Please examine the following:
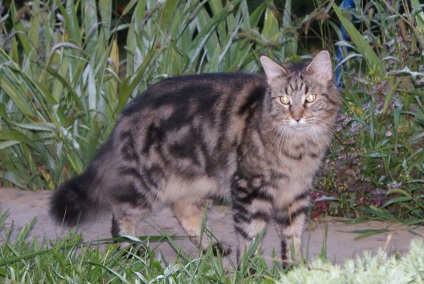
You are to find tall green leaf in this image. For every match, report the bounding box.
[333,4,384,79]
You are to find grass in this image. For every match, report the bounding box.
[1,208,423,283]
[0,210,289,283]
[311,0,424,224]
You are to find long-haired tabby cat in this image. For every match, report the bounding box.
[50,50,341,264]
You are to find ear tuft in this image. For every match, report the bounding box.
[305,50,333,82]
[260,56,286,82]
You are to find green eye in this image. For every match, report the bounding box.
[305,94,316,103]
[279,96,290,105]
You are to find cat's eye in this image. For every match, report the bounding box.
[279,96,290,105]
[305,94,316,103]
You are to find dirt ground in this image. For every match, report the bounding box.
[1,187,423,266]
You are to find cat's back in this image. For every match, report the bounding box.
[106,72,267,180]
[120,73,267,120]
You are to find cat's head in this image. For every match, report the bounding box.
[260,51,341,135]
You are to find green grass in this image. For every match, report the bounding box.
[312,0,424,224]
[1,208,423,283]
[0,210,288,283]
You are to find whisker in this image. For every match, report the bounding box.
[260,113,289,137]
[260,121,283,137]
[313,119,342,143]
[273,124,288,154]
[313,117,339,126]
[310,124,336,157]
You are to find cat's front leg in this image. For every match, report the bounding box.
[232,210,270,262]
[273,195,309,266]
[231,174,273,262]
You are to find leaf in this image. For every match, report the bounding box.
[403,219,424,226]
[0,131,32,144]
[83,0,98,56]
[195,2,220,62]
[262,4,279,41]
[28,0,40,49]
[415,119,424,129]
[161,0,180,31]
[361,206,398,222]
[64,0,82,45]
[332,4,384,79]
[0,140,20,151]
[315,196,339,202]
[85,64,97,111]
[386,189,411,196]
[118,48,155,112]
[0,76,33,117]
[99,0,112,38]
[249,3,266,28]
[319,221,328,261]
[411,0,424,29]
[11,122,56,132]
[187,0,241,69]
[350,229,390,240]
[132,0,147,28]
[381,196,413,208]
[10,2,32,56]
[122,0,140,16]
[2,171,29,190]
[338,217,376,225]
[109,38,119,75]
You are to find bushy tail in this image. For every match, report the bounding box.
[50,165,102,226]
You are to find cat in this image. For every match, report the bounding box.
[50,50,341,264]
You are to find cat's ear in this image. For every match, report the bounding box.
[305,50,333,82]
[260,56,286,82]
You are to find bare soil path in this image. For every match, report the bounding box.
[1,187,423,265]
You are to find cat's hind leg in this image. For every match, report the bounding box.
[172,197,231,256]
[110,192,153,251]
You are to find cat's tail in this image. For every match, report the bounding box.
[49,163,104,226]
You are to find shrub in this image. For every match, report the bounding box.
[277,239,424,284]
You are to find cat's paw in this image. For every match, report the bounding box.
[209,241,232,256]
[117,242,147,258]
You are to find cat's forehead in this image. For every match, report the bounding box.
[282,61,308,72]
[271,73,327,97]
[276,62,329,94]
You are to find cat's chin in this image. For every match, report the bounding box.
[289,123,310,131]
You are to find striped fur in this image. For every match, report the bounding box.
[50,51,341,263]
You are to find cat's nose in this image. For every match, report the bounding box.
[293,116,302,122]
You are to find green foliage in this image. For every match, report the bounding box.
[1,0,424,281]
[0,0,298,189]
[277,239,424,284]
[1,209,423,282]
[0,211,284,282]
[314,0,424,224]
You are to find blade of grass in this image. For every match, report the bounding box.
[333,4,384,79]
